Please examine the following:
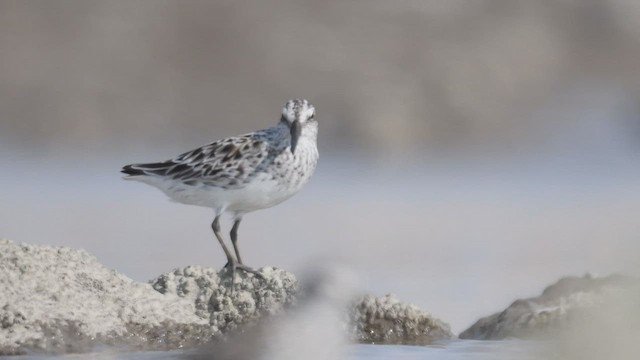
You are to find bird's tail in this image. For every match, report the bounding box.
[121,164,146,177]
[121,161,174,178]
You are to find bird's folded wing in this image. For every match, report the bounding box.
[122,134,273,188]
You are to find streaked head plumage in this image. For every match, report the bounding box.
[281,99,315,124]
[279,99,315,154]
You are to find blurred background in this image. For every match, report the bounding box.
[1,0,639,333]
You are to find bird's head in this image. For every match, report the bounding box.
[280,99,316,154]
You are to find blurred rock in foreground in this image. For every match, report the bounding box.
[0,239,452,355]
[459,273,639,340]
[183,264,357,360]
[350,294,453,345]
[181,269,454,360]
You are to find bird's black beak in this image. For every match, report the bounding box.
[290,120,301,154]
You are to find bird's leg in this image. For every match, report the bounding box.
[211,215,237,284]
[212,216,240,290]
[212,216,236,265]
[229,217,264,279]
[230,218,243,264]
[212,217,263,292]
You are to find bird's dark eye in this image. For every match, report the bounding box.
[309,113,315,120]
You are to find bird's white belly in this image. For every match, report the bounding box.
[210,177,298,213]
[147,174,300,214]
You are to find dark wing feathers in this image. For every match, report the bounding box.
[121,135,270,187]
[121,164,146,176]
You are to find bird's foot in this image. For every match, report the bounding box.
[224,261,264,277]
[223,261,265,293]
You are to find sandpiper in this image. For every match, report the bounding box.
[122,99,319,288]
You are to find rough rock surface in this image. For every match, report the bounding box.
[150,265,298,335]
[459,273,638,340]
[350,294,454,345]
[0,239,297,355]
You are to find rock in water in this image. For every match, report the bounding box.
[350,294,454,345]
[0,239,297,355]
[459,273,639,340]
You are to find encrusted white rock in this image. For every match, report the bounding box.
[0,239,297,355]
[349,293,454,344]
[151,264,298,333]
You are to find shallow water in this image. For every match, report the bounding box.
[350,341,547,360]
[10,340,548,360]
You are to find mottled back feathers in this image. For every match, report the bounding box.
[122,131,282,190]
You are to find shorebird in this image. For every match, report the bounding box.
[122,99,319,288]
